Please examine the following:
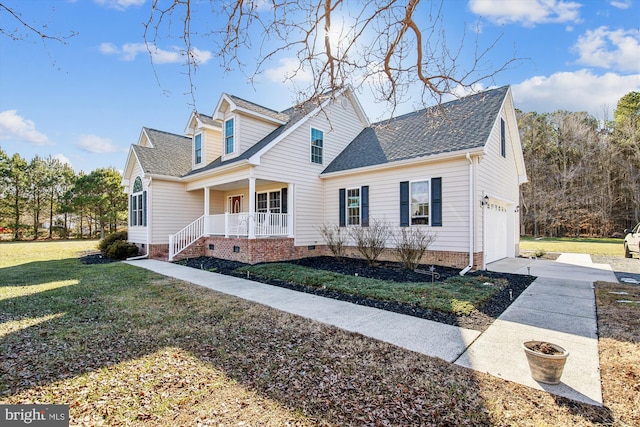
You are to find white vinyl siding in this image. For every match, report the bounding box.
[221,112,280,161]
[323,159,470,253]
[253,93,366,246]
[476,102,521,259]
[150,181,203,244]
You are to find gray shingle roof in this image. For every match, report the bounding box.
[181,94,331,177]
[197,113,221,128]
[228,95,290,122]
[322,86,509,174]
[133,128,192,177]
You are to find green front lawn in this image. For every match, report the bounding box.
[520,236,624,256]
[238,263,506,315]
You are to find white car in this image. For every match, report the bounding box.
[624,222,640,259]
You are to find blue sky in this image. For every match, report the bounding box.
[1,0,639,173]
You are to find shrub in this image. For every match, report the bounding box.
[394,227,436,270]
[105,240,139,260]
[349,219,391,266]
[318,223,347,259]
[98,231,128,252]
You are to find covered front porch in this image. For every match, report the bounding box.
[169,177,294,261]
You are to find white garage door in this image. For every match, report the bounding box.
[485,202,509,263]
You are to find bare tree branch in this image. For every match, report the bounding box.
[143,0,521,115]
[0,2,76,43]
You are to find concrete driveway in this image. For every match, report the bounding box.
[455,254,617,406]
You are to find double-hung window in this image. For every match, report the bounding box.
[410,180,430,225]
[130,177,146,227]
[256,191,281,213]
[225,118,235,154]
[500,118,506,158]
[400,178,441,227]
[347,188,360,225]
[311,128,323,164]
[194,133,202,164]
[269,191,281,213]
[256,193,268,213]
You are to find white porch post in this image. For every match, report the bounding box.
[224,212,229,238]
[287,183,294,238]
[248,177,256,239]
[203,187,210,235]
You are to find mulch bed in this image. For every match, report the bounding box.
[175,256,536,331]
[79,253,119,264]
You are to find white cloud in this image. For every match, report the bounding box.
[513,70,640,119]
[0,110,51,146]
[190,47,213,65]
[99,42,212,65]
[573,26,640,73]
[53,153,72,167]
[94,0,145,11]
[610,0,632,9]
[468,0,582,27]
[265,57,314,84]
[77,134,122,154]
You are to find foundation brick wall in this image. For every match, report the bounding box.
[149,244,170,259]
[202,237,300,264]
[151,237,484,270]
[340,247,483,270]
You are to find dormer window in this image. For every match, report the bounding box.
[194,133,202,164]
[225,118,235,154]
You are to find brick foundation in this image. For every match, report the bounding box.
[339,247,483,270]
[151,238,483,270]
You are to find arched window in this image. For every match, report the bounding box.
[133,176,143,193]
[130,176,146,227]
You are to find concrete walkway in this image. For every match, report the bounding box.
[124,254,617,406]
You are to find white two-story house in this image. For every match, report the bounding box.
[121,85,526,270]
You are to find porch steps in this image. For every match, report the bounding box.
[168,215,205,261]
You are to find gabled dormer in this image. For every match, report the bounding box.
[184,112,222,170]
[212,94,289,161]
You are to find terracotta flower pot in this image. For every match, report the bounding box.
[522,340,569,385]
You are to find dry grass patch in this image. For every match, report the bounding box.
[595,281,640,427]
[1,241,638,426]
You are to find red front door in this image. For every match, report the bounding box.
[229,196,242,213]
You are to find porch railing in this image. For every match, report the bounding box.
[168,212,290,260]
[168,215,205,261]
[206,212,289,237]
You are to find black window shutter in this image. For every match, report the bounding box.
[500,118,506,157]
[281,187,288,214]
[400,181,409,227]
[130,195,134,226]
[143,191,148,227]
[339,188,346,227]
[431,178,442,227]
[361,185,369,227]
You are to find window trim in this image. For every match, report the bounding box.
[410,179,430,226]
[224,117,235,155]
[130,189,145,227]
[194,133,203,164]
[310,127,324,164]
